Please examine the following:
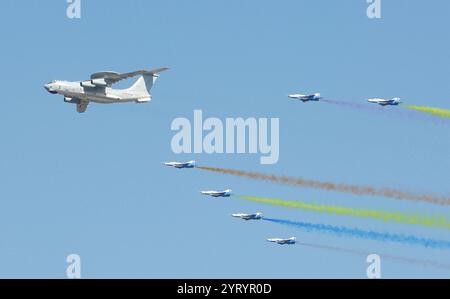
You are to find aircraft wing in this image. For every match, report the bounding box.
[90,68,169,86]
[232,214,244,218]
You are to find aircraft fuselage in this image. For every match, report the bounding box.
[44,81,151,104]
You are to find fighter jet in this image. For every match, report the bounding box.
[267,237,297,245]
[231,213,263,221]
[367,97,402,106]
[163,160,196,169]
[200,189,233,198]
[44,68,169,113]
[288,93,322,102]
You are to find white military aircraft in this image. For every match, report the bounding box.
[200,189,233,198]
[288,93,322,102]
[44,68,169,113]
[231,213,263,221]
[367,97,402,106]
[163,160,196,169]
[267,237,297,245]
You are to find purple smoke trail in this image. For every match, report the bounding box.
[322,99,373,111]
[298,242,450,271]
[322,98,449,125]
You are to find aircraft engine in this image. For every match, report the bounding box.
[91,78,108,87]
[136,97,151,103]
[80,81,96,88]
[64,97,80,104]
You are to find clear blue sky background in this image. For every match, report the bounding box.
[0,0,449,278]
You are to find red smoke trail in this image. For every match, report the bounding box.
[197,167,450,205]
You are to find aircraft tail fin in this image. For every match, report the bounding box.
[126,68,168,95]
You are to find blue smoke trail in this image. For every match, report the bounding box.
[263,218,450,249]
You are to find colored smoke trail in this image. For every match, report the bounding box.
[322,99,449,124]
[322,99,373,111]
[298,242,450,271]
[197,167,450,206]
[263,218,450,249]
[401,105,450,119]
[239,196,450,230]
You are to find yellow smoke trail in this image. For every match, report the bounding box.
[239,195,450,230]
[197,166,450,206]
[401,104,450,119]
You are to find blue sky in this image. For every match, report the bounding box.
[0,0,449,278]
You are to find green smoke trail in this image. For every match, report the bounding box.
[239,196,450,230]
[401,105,450,119]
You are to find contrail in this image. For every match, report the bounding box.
[197,166,450,206]
[401,104,450,119]
[263,217,450,249]
[297,241,450,271]
[239,196,450,230]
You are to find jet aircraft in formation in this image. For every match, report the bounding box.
[288,93,322,102]
[163,160,196,169]
[200,189,233,198]
[367,97,402,106]
[231,213,263,221]
[267,237,297,245]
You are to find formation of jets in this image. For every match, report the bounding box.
[156,93,403,248]
[200,189,233,198]
[44,68,168,113]
[163,162,294,244]
[162,162,232,197]
[288,92,403,106]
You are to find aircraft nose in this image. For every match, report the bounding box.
[44,83,57,94]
